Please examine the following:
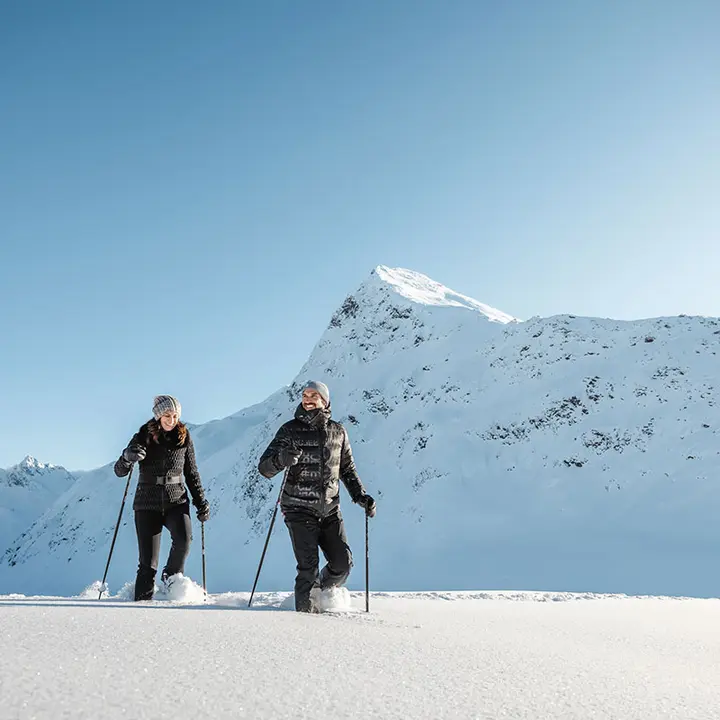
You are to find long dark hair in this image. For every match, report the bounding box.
[147,418,187,446]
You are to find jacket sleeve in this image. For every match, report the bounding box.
[113,428,146,478]
[258,424,292,479]
[183,432,206,509]
[339,426,365,503]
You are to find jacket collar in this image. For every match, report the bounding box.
[294,403,331,428]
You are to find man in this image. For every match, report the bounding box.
[258,380,376,612]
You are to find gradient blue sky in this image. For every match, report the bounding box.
[2,1,719,469]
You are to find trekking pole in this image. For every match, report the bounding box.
[98,466,134,599]
[365,511,370,613]
[201,522,207,598]
[248,467,290,608]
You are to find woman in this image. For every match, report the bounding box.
[114,395,210,601]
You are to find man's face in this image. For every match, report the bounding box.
[302,388,326,411]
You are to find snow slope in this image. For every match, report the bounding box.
[1,592,719,720]
[1,266,719,598]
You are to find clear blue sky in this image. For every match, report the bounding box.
[1,1,718,470]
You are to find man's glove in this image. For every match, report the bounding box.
[122,445,146,463]
[277,446,302,468]
[196,501,210,523]
[358,494,376,518]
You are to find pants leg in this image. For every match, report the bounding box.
[134,510,164,601]
[162,502,193,579]
[284,511,320,612]
[318,511,353,589]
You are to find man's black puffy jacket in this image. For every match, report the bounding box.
[258,404,365,517]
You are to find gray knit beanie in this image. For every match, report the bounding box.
[302,381,330,407]
[153,395,182,420]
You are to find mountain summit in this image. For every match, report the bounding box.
[370,265,516,320]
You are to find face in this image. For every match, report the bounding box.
[301,388,326,411]
[160,411,179,431]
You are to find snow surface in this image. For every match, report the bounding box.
[1,591,719,719]
[1,266,720,598]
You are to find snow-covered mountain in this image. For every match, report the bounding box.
[2,265,719,597]
[0,456,77,557]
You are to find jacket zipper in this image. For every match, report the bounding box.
[161,447,167,515]
[319,426,326,517]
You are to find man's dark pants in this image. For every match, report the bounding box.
[284,508,353,612]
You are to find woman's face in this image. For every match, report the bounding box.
[160,411,179,431]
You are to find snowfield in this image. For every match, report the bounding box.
[2,590,719,719]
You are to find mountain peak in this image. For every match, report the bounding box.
[19,455,46,470]
[370,265,517,323]
[306,266,518,374]
[8,456,57,474]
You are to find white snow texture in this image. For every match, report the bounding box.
[2,591,720,719]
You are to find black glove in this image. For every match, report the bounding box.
[358,494,376,518]
[122,445,146,463]
[277,446,302,468]
[196,501,210,523]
